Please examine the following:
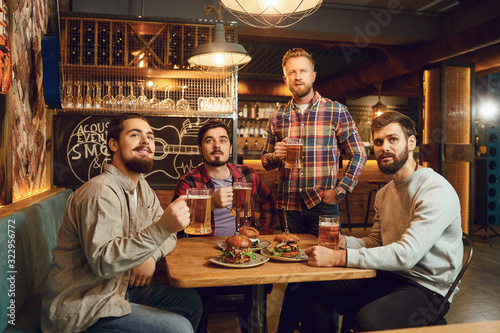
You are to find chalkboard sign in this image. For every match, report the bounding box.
[53,115,233,189]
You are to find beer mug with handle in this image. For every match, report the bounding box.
[183,188,212,235]
[285,138,303,169]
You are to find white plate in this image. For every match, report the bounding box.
[260,248,308,262]
[218,240,271,252]
[209,253,269,268]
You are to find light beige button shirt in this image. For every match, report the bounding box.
[41,164,176,333]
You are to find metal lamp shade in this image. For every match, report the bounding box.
[188,22,251,74]
[221,0,323,28]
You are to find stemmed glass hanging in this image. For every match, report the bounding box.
[75,82,84,108]
[159,86,175,110]
[125,82,137,109]
[115,82,126,108]
[94,82,103,109]
[177,85,189,111]
[137,82,150,109]
[84,82,93,109]
[150,85,160,109]
[103,81,116,109]
[63,81,74,108]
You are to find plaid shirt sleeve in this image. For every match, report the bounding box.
[336,104,367,192]
[172,176,191,201]
[261,111,284,171]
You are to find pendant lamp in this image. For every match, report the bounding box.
[372,82,387,119]
[221,0,323,28]
[188,1,251,75]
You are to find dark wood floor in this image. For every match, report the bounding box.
[206,225,500,332]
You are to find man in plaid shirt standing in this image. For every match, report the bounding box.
[173,119,275,236]
[262,48,367,236]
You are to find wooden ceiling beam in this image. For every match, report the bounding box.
[317,16,500,98]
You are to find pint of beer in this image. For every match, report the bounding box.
[231,182,253,218]
[318,215,340,250]
[184,188,212,235]
[285,138,303,169]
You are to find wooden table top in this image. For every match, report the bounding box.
[165,234,376,288]
[371,320,500,333]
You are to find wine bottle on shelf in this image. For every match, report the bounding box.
[113,27,124,66]
[169,30,181,69]
[69,48,79,65]
[83,27,95,65]
[97,25,109,66]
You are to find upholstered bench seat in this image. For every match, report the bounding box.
[0,189,73,332]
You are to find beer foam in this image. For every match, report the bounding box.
[187,195,211,199]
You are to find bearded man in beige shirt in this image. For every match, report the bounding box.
[41,113,202,333]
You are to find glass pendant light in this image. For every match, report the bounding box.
[221,0,323,28]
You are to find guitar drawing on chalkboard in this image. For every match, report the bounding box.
[66,117,216,184]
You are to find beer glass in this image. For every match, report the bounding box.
[231,182,253,231]
[318,215,340,249]
[285,138,303,169]
[184,189,212,235]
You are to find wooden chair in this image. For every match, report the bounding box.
[429,232,474,325]
[363,180,387,229]
[338,232,474,332]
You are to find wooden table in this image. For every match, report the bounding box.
[372,320,500,333]
[165,234,376,333]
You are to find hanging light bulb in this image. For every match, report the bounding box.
[372,82,387,119]
[221,0,323,28]
[188,1,251,75]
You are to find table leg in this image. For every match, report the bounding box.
[250,284,267,333]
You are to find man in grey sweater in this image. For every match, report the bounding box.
[277,111,463,332]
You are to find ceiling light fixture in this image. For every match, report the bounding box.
[188,1,251,75]
[372,82,387,119]
[220,0,323,28]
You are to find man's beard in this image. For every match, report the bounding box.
[377,145,409,175]
[123,146,154,174]
[203,150,229,167]
[124,156,154,174]
[289,80,313,99]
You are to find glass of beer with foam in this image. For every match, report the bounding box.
[285,138,303,169]
[184,188,212,235]
[231,182,253,220]
[318,215,340,250]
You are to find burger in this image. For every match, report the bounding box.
[218,234,256,263]
[271,232,300,258]
[238,226,260,248]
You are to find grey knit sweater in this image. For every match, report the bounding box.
[346,167,463,302]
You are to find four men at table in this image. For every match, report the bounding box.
[43,47,463,333]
